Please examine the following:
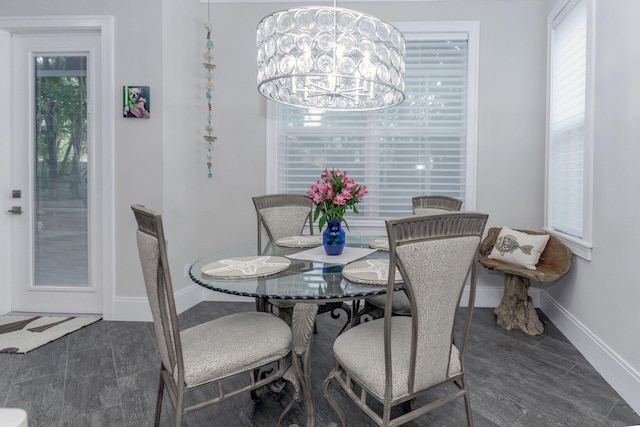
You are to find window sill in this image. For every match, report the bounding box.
[544,228,592,261]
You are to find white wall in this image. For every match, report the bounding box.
[541,0,640,413]
[160,0,212,310]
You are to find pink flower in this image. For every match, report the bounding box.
[357,185,368,199]
[344,180,356,191]
[341,188,353,200]
[333,193,347,205]
[312,192,323,204]
[325,185,333,199]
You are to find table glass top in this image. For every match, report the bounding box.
[189,236,403,301]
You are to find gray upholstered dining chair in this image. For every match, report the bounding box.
[131,204,298,427]
[252,194,314,256]
[252,194,351,332]
[354,195,464,324]
[412,194,463,214]
[252,194,313,325]
[324,212,488,427]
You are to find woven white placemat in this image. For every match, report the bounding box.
[275,235,323,248]
[342,259,401,286]
[201,256,291,279]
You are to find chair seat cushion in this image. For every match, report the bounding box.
[333,317,460,400]
[367,292,411,315]
[180,312,291,387]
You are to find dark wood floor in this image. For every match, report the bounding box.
[1,302,639,427]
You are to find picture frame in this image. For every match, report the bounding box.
[123,85,150,118]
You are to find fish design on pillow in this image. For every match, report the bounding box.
[495,234,533,256]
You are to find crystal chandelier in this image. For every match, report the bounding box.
[256,5,406,111]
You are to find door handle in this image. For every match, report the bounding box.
[7,206,23,214]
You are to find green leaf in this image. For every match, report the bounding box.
[318,216,326,231]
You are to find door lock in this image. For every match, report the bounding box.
[7,206,23,214]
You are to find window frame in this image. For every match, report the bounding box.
[265,21,479,234]
[545,0,594,260]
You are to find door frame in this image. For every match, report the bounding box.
[0,16,115,318]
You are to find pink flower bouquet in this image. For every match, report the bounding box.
[306,169,368,231]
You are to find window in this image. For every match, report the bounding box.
[266,22,479,232]
[546,0,593,259]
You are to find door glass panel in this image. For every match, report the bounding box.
[34,55,88,286]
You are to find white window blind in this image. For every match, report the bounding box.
[549,0,586,239]
[268,29,473,228]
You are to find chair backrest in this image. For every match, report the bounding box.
[384,212,488,395]
[131,204,184,386]
[412,195,463,215]
[252,194,313,253]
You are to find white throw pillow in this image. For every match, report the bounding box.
[488,227,550,270]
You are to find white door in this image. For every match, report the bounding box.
[9,32,102,314]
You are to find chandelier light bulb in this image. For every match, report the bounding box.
[256,6,406,111]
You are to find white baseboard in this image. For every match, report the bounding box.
[109,297,150,321]
[540,291,640,414]
[464,284,505,308]
[108,284,204,322]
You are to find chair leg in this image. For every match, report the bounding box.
[402,398,416,412]
[462,375,474,427]
[350,299,361,327]
[251,368,264,402]
[464,395,474,427]
[277,366,300,427]
[175,381,185,427]
[154,367,165,427]
[251,367,276,402]
[323,369,347,427]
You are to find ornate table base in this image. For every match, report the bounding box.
[291,303,320,427]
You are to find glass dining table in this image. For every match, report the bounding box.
[188,235,401,427]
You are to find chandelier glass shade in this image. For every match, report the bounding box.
[256,6,406,111]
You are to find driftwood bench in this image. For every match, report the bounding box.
[478,228,572,335]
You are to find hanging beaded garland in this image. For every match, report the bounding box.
[204,5,217,179]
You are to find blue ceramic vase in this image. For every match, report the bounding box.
[323,219,346,256]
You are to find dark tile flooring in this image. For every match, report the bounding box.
[1,302,639,427]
